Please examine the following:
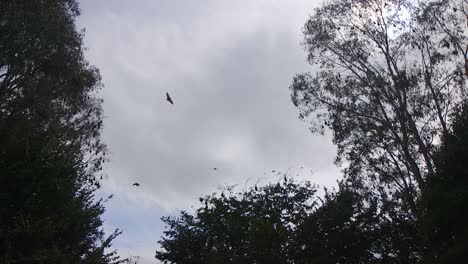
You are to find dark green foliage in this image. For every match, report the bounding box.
[0,0,122,263]
[157,179,318,263]
[156,179,383,264]
[294,188,378,264]
[420,102,468,263]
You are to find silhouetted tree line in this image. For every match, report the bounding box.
[0,0,123,263]
[156,0,468,263]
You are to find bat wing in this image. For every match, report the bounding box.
[166,92,174,104]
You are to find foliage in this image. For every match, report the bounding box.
[0,0,122,263]
[420,101,468,262]
[157,178,318,263]
[294,186,381,264]
[290,0,467,215]
[157,178,387,264]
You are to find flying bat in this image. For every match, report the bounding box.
[166,92,174,105]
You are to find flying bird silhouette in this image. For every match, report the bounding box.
[132,183,140,187]
[166,92,174,104]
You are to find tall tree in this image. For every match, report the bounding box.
[0,0,122,263]
[290,0,467,215]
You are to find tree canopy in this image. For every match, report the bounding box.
[157,179,384,264]
[157,180,317,263]
[291,0,467,215]
[0,0,122,263]
[420,101,468,262]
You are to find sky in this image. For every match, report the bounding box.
[77,0,340,263]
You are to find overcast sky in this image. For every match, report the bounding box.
[77,0,340,263]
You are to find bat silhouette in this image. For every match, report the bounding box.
[166,92,174,104]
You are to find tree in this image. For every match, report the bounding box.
[290,0,467,216]
[294,186,381,264]
[125,256,141,264]
[420,100,468,263]
[0,0,122,263]
[156,177,384,264]
[156,178,318,263]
